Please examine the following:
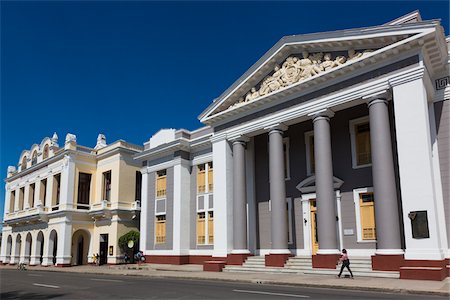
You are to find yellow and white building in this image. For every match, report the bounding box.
[0,133,142,266]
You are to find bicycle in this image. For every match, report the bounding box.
[17,262,27,271]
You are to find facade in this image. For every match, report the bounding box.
[0,133,142,266]
[137,12,450,280]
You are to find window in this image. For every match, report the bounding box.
[197,212,206,244]
[155,215,166,244]
[353,188,376,242]
[135,171,142,201]
[29,183,35,208]
[43,145,49,160]
[10,191,15,213]
[208,211,214,244]
[19,187,25,210]
[21,156,27,171]
[156,170,167,198]
[52,174,61,211]
[350,117,371,168]
[32,151,38,166]
[197,165,206,193]
[77,173,91,209]
[40,179,47,206]
[196,162,214,245]
[305,131,315,175]
[208,162,213,192]
[103,171,112,201]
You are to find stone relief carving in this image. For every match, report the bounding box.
[65,133,77,144]
[228,49,374,110]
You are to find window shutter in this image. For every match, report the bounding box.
[360,193,376,240]
[208,212,214,244]
[197,213,206,244]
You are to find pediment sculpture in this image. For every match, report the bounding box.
[228,49,373,110]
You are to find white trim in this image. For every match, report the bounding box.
[336,190,343,251]
[317,249,341,255]
[269,249,292,254]
[375,249,405,255]
[287,197,293,245]
[304,131,314,176]
[191,154,212,166]
[345,249,376,258]
[231,249,251,254]
[349,116,371,169]
[154,198,166,216]
[353,187,376,243]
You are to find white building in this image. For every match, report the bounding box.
[136,11,450,280]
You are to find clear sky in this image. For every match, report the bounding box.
[1,1,449,220]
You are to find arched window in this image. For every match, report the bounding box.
[32,151,38,165]
[43,145,49,160]
[21,156,27,171]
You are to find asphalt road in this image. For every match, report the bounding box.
[0,269,446,300]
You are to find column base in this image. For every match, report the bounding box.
[312,254,340,269]
[399,259,449,281]
[265,253,291,267]
[371,254,404,271]
[227,253,253,265]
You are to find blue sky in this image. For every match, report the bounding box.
[1,1,449,220]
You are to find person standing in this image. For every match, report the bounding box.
[337,249,354,278]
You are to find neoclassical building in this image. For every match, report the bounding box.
[137,11,449,280]
[0,133,142,266]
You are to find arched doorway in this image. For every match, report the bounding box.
[71,230,90,265]
[15,234,22,263]
[6,235,12,263]
[48,230,58,265]
[25,233,32,263]
[36,231,44,264]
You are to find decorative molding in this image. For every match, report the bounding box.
[435,76,449,90]
[228,50,375,112]
[264,123,288,132]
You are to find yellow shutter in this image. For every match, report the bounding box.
[197,213,205,244]
[197,168,206,193]
[156,216,166,243]
[360,193,376,240]
[356,123,371,165]
[208,211,214,244]
[156,175,167,198]
[208,163,213,192]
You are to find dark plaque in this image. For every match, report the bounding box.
[408,210,429,239]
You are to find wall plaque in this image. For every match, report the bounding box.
[408,210,430,239]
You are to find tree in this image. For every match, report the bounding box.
[118,230,140,263]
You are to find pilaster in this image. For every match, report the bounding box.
[172,158,191,256]
[140,169,149,253]
[59,154,76,210]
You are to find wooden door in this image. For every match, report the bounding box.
[310,200,319,255]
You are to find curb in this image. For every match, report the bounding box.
[2,266,449,297]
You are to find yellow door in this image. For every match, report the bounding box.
[310,200,319,255]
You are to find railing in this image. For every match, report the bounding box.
[4,205,47,220]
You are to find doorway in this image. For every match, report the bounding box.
[77,237,84,265]
[99,234,108,265]
[310,200,319,255]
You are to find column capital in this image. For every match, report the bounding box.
[230,135,250,145]
[367,98,389,108]
[264,123,288,133]
[362,89,391,103]
[309,109,334,122]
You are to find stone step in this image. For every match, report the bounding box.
[224,266,399,279]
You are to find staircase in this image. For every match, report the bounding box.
[224,256,399,278]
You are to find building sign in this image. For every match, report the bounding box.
[408,210,430,239]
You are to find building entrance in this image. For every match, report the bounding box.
[310,200,319,255]
[99,234,108,265]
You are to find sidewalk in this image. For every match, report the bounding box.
[1,264,449,297]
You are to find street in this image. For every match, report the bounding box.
[0,269,446,299]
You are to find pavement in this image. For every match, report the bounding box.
[1,263,449,297]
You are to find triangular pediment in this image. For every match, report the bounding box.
[199,16,442,125]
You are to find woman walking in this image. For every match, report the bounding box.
[337,249,354,278]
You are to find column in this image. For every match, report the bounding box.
[172,157,191,258]
[56,220,72,266]
[34,179,41,208]
[139,169,149,254]
[59,155,76,210]
[45,175,54,209]
[24,185,30,210]
[368,98,402,255]
[212,137,233,258]
[313,113,340,268]
[3,190,11,220]
[0,231,9,263]
[391,78,447,261]
[266,124,290,267]
[229,139,251,265]
[14,188,20,212]
[29,233,40,266]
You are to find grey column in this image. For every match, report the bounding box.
[233,140,248,251]
[313,115,339,251]
[368,99,402,250]
[268,128,288,250]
